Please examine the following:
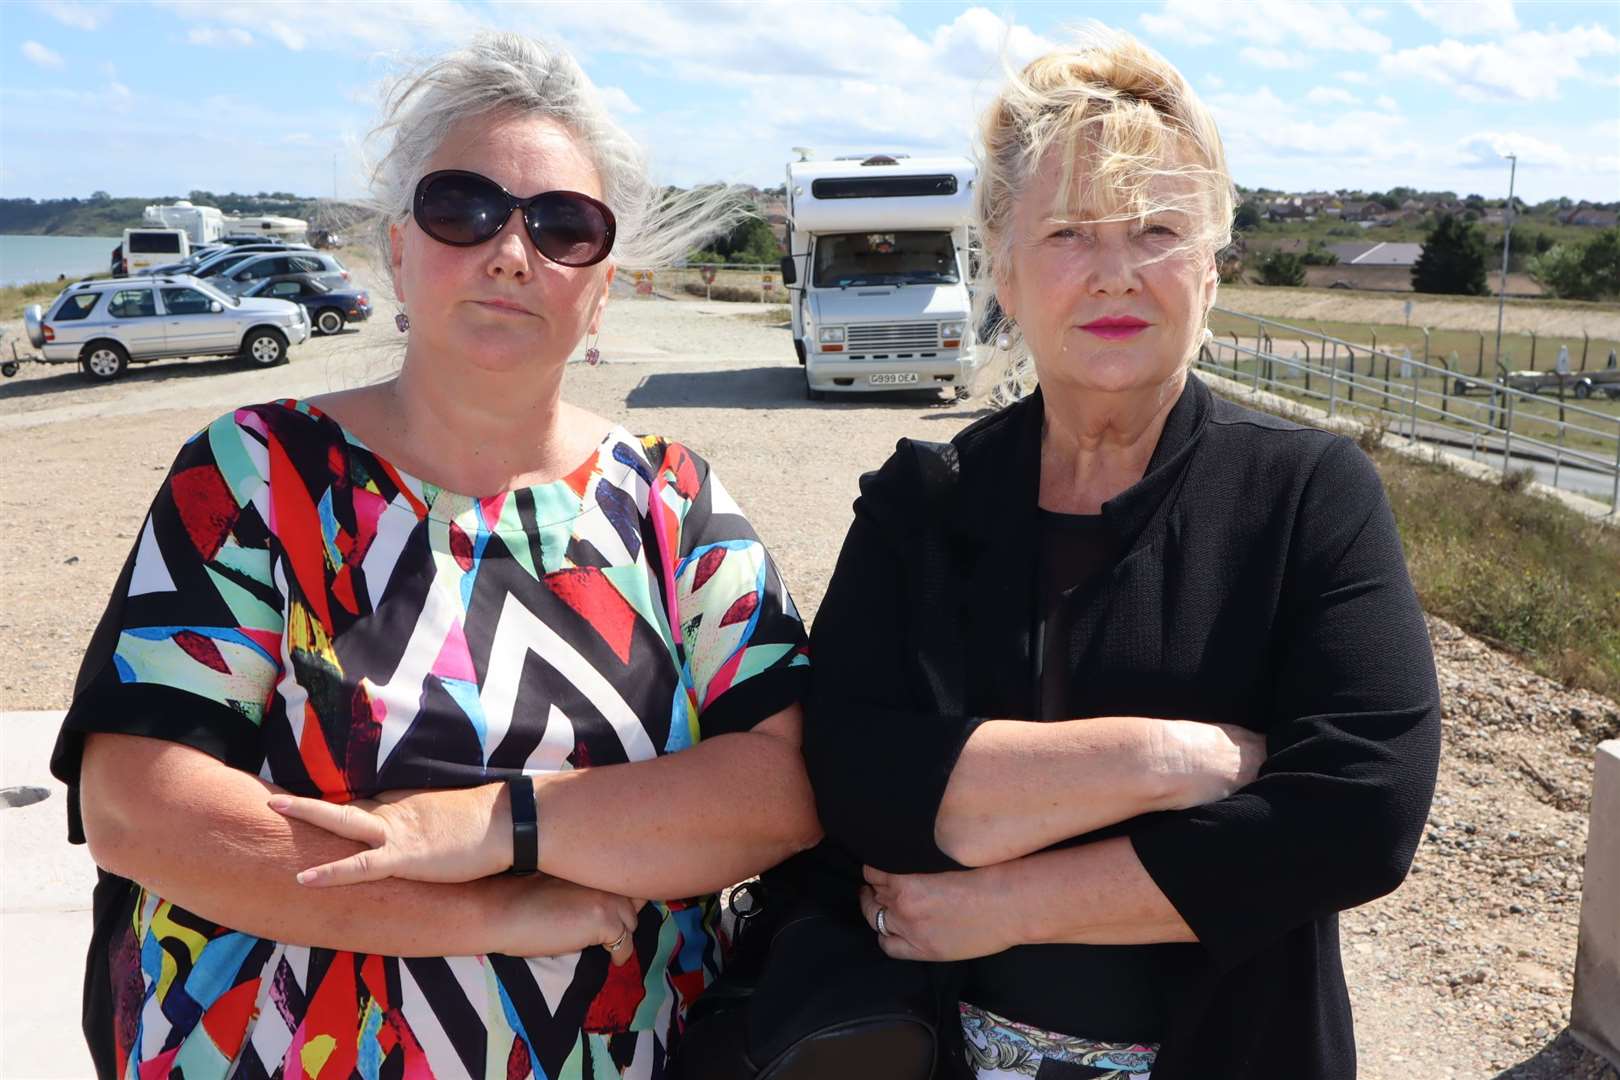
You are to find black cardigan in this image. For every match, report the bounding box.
[801,375,1441,1080]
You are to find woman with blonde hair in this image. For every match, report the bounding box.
[53,32,818,1079]
[805,28,1440,1079]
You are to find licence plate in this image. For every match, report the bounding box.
[869,372,919,386]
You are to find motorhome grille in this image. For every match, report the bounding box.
[811,175,958,199]
[848,323,939,351]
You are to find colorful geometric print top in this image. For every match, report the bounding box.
[53,400,810,1080]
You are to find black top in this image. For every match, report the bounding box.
[959,509,1173,1043]
[1034,509,1114,721]
[802,375,1442,1080]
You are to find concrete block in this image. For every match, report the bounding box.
[1573,739,1620,1067]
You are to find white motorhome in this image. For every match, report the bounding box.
[120,228,189,274]
[143,201,227,245]
[782,154,975,400]
[223,214,310,243]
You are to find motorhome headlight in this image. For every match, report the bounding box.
[939,322,965,340]
[818,327,845,344]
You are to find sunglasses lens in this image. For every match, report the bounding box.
[526,192,613,266]
[418,173,508,245]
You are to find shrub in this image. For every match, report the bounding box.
[1255,251,1306,287]
[1412,214,1488,296]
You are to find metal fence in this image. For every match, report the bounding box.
[1198,307,1620,516]
[620,263,787,303]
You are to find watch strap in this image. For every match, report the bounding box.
[508,776,538,876]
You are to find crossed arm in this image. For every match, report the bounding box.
[79,705,820,959]
[807,441,1440,966]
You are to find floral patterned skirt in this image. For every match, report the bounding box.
[960,1002,1158,1079]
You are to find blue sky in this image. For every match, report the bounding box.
[3,0,1617,205]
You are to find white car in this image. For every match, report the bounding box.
[23,275,309,381]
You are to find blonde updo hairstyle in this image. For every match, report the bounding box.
[973,28,1235,403]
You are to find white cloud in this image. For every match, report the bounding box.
[1381,24,1619,102]
[155,0,487,53]
[37,1,104,30]
[1409,0,1518,36]
[597,86,641,116]
[1454,131,1572,169]
[1205,74,1226,91]
[1206,85,1424,171]
[1337,71,1373,85]
[21,40,64,68]
[187,26,255,47]
[1358,5,1390,20]
[1307,86,1360,106]
[1139,0,1390,54]
[1374,94,1400,112]
[1240,46,1307,70]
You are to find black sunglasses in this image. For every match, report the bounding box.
[412,169,617,267]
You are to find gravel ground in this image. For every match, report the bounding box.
[1,263,1615,1080]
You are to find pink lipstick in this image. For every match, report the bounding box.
[1080,316,1149,340]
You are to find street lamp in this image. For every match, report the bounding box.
[1493,152,1517,373]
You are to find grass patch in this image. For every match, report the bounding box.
[0,278,72,323]
[1379,446,1620,699]
[1209,383,1620,700]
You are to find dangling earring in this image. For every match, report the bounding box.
[584,330,601,366]
[395,311,410,333]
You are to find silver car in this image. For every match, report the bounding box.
[23,274,310,381]
[213,251,350,296]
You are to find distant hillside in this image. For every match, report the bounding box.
[0,192,335,236]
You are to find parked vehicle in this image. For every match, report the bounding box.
[214,251,350,295]
[21,275,309,381]
[143,201,227,245]
[782,154,976,400]
[121,227,190,275]
[243,275,371,334]
[1452,368,1620,400]
[141,241,307,277]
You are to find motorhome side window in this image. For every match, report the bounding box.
[812,230,960,288]
[128,232,183,255]
[52,293,101,321]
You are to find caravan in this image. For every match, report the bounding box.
[781,154,976,400]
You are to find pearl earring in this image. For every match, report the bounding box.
[995,330,1012,350]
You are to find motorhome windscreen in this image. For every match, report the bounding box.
[812,231,959,288]
[810,175,957,199]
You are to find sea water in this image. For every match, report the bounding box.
[0,234,118,287]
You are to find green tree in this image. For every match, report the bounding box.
[1411,214,1488,295]
[1255,251,1306,286]
[1233,200,1263,232]
[714,215,781,264]
[1529,229,1620,300]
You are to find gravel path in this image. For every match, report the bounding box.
[1,270,1615,1079]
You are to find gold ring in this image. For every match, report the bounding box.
[607,931,629,951]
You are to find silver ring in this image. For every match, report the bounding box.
[606,931,629,952]
[875,906,889,936]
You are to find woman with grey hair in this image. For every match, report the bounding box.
[804,28,1440,1080]
[53,32,817,1079]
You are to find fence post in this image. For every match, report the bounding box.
[1611,421,1619,517]
[1529,329,1538,371]
[1382,353,1392,413]
[1326,345,1339,418]
[1581,331,1590,372]
[1408,364,1420,443]
[1502,393,1517,477]
[1478,333,1485,377]
[1346,347,1356,405]
[1303,340,1312,397]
